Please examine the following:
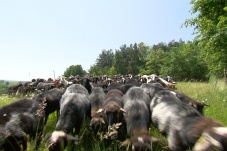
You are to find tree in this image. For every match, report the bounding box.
[137,42,150,74]
[107,65,117,76]
[0,80,8,95]
[160,42,208,81]
[127,43,140,74]
[185,0,227,76]
[152,42,169,52]
[140,49,166,75]
[168,39,185,50]
[92,49,114,75]
[88,65,102,76]
[114,45,129,75]
[63,65,86,77]
[114,43,149,75]
[96,49,114,75]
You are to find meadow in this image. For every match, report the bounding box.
[0,79,226,151]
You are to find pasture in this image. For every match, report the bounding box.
[0,80,226,151]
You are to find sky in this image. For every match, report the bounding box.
[0,0,195,81]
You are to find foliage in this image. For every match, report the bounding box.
[88,64,103,76]
[63,64,87,77]
[185,0,227,75]
[152,39,185,52]
[63,39,211,81]
[90,42,150,76]
[0,80,18,95]
[0,80,9,95]
[107,65,117,76]
[152,42,169,52]
[96,49,114,70]
[136,42,151,73]
[87,40,210,81]
[140,49,166,75]
[114,42,150,75]
[114,49,127,75]
[160,42,208,81]
[140,40,200,78]
[89,49,115,76]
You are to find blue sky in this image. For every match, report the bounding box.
[0,0,195,81]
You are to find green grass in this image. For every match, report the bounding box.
[176,80,227,125]
[0,94,19,106]
[0,80,227,150]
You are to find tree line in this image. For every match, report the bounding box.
[0,80,15,95]
[64,40,208,81]
[64,0,227,82]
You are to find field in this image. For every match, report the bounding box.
[0,80,226,151]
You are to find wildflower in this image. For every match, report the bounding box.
[104,123,122,140]
[36,97,47,117]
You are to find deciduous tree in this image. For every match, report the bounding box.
[160,42,208,81]
[63,65,86,77]
[185,0,227,76]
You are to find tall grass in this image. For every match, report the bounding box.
[0,80,227,150]
[176,80,227,125]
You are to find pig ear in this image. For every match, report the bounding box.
[120,139,130,147]
[193,103,197,108]
[101,118,105,124]
[120,107,127,114]
[96,108,103,113]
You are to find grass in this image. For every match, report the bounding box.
[0,80,227,150]
[176,80,227,125]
